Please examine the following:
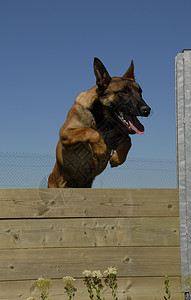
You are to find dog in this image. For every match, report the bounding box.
[48,58,151,188]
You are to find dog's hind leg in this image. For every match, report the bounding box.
[110,137,132,167]
[48,163,68,188]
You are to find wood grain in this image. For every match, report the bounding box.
[0,217,180,249]
[0,247,181,280]
[0,188,179,218]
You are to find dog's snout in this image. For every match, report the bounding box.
[141,105,151,117]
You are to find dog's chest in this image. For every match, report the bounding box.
[97,123,124,150]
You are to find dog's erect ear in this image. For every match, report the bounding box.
[122,60,135,80]
[94,57,111,91]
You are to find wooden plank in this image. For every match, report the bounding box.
[0,188,179,218]
[0,277,184,300]
[0,247,181,280]
[0,217,180,249]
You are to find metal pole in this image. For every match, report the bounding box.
[176,50,191,296]
[185,292,191,300]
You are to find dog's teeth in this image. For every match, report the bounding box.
[116,111,131,130]
[124,119,131,130]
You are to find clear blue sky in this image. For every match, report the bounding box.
[1,0,190,163]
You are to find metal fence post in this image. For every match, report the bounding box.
[176,49,191,294]
[185,292,191,300]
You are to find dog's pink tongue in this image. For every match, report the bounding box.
[128,116,144,135]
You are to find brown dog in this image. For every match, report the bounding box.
[48,58,151,188]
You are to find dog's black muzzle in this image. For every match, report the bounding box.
[140,105,151,117]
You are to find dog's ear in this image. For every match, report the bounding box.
[122,60,134,80]
[94,57,111,91]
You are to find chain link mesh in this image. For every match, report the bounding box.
[0,152,177,188]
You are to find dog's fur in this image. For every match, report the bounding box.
[48,58,151,188]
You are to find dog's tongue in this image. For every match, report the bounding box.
[126,115,144,135]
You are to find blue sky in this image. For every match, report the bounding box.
[1,0,191,169]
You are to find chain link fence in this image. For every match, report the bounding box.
[0,152,177,189]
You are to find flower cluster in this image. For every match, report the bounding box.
[103,267,118,300]
[103,267,117,276]
[63,276,76,284]
[92,270,103,279]
[26,267,118,300]
[83,270,95,299]
[33,277,51,300]
[83,267,117,300]
[83,270,92,277]
[63,276,77,299]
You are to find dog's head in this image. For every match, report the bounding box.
[94,57,151,135]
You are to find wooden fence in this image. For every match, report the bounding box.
[0,188,183,299]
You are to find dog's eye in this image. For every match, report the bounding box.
[118,87,130,94]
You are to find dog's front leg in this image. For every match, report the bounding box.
[110,137,132,167]
[60,127,108,159]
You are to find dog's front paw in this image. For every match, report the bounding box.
[110,151,122,167]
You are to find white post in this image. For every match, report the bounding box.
[176,49,191,294]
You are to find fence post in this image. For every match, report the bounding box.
[185,292,190,300]
[176,50,191,295]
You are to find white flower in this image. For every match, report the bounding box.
[37,277,44,282]
[103,267,117,276]
[33,277,51,289]
[92,270,102,278]
[63,276,76,283]
[26,298,34,300]
[82,269,92,277]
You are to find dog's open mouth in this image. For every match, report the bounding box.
[115,111,144,135]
